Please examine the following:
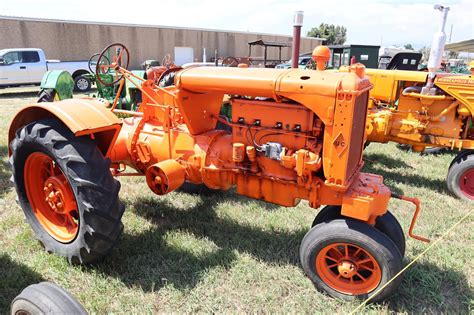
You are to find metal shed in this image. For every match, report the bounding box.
[248,40,292,68]
[328,44,380,69]
[445,39,474,53]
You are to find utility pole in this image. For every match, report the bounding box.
[448,24,453,43]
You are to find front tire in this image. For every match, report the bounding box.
[447,151,474,201]
[11,282,86,315]
[300,219,403,302]
[312,206,406,256]
[10,119,124,264]
[74,75,91,92]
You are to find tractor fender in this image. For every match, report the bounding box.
[9,99,122,158]
[40,70,75,101]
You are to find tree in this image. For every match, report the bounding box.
[419,46,430,63]
[307,23,347,45]
[404,43,414,50]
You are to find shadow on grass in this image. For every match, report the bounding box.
[364,153,413,170]
[92,193,306,292]
[0,145,13,197]
[0,254,45,313]
[363,152,451,195]
[0,91,38,99]
[387,261,472,313]
[90,192,472,312]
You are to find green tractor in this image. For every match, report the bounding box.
[38,51,145,111]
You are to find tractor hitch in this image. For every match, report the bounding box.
[392,193,430,243]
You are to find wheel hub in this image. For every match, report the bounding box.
[76,78,88,90]
[24,152,79,243]
[459,168,474,199]
[316,243,382,295]
[43,176,70,214]
[337,260,357,278]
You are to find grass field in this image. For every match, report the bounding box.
[0,90,472,313]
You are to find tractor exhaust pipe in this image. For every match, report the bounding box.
[291,11,304,69]
[423,4,450,94]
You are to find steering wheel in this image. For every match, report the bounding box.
[88,53,110,74]
[95,43,130,86]
[222,56,239,67]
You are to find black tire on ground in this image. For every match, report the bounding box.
[10,119,124,264]
[449,150,474,169]
[74,75,91,92]
[11,282,87,315]
[447,151,474,201]
[37,89,56,103]
[311,205,343,227]
[300,219,403,302]
[312,206,405,257]
[374,211,406,257]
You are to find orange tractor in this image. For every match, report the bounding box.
[8,43,428,302]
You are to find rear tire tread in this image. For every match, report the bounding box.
[10,119,124,264]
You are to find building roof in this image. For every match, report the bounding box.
[0,15,324,41]
[445,39,474,53]
[248,40,292,47]
[328,44,380,49]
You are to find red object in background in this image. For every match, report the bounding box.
[350,56,356,65]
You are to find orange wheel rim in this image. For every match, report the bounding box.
[316,243,381,295]
[24,152,79,243]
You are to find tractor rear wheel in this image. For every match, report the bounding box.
[37,89,58,103]
[10,119,124,264]
[312,206,406,256]
[447,151,474,201]
[300,218,403,302]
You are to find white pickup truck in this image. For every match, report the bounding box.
[0,48,92,91]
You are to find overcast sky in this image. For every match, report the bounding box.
[2,0,473,48]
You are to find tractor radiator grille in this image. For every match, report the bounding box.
[345,91,369,180]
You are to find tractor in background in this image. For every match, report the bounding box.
[322,4,474,201]
[37,49,146,111]
[360,66,474,201]
[8,42,430,302]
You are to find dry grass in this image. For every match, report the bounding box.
[0,88,472,313]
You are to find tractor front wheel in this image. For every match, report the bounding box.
[10,119,124,264]
[447,151,474,201]
[312,206,406,257]
[300,218,403,302]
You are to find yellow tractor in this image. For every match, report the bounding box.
[361,66,474,201]
[319,4,474,201]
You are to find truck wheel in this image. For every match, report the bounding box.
[447,151,474,201]
[10,119,124,264]
[300,219,403,302]
[37,89,58,103]
[74,75,91,92]
[312,207,405,256]
[11,282,86,315]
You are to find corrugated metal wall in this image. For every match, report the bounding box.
[0,17,322,69]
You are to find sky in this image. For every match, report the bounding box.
[1,0,473,48]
